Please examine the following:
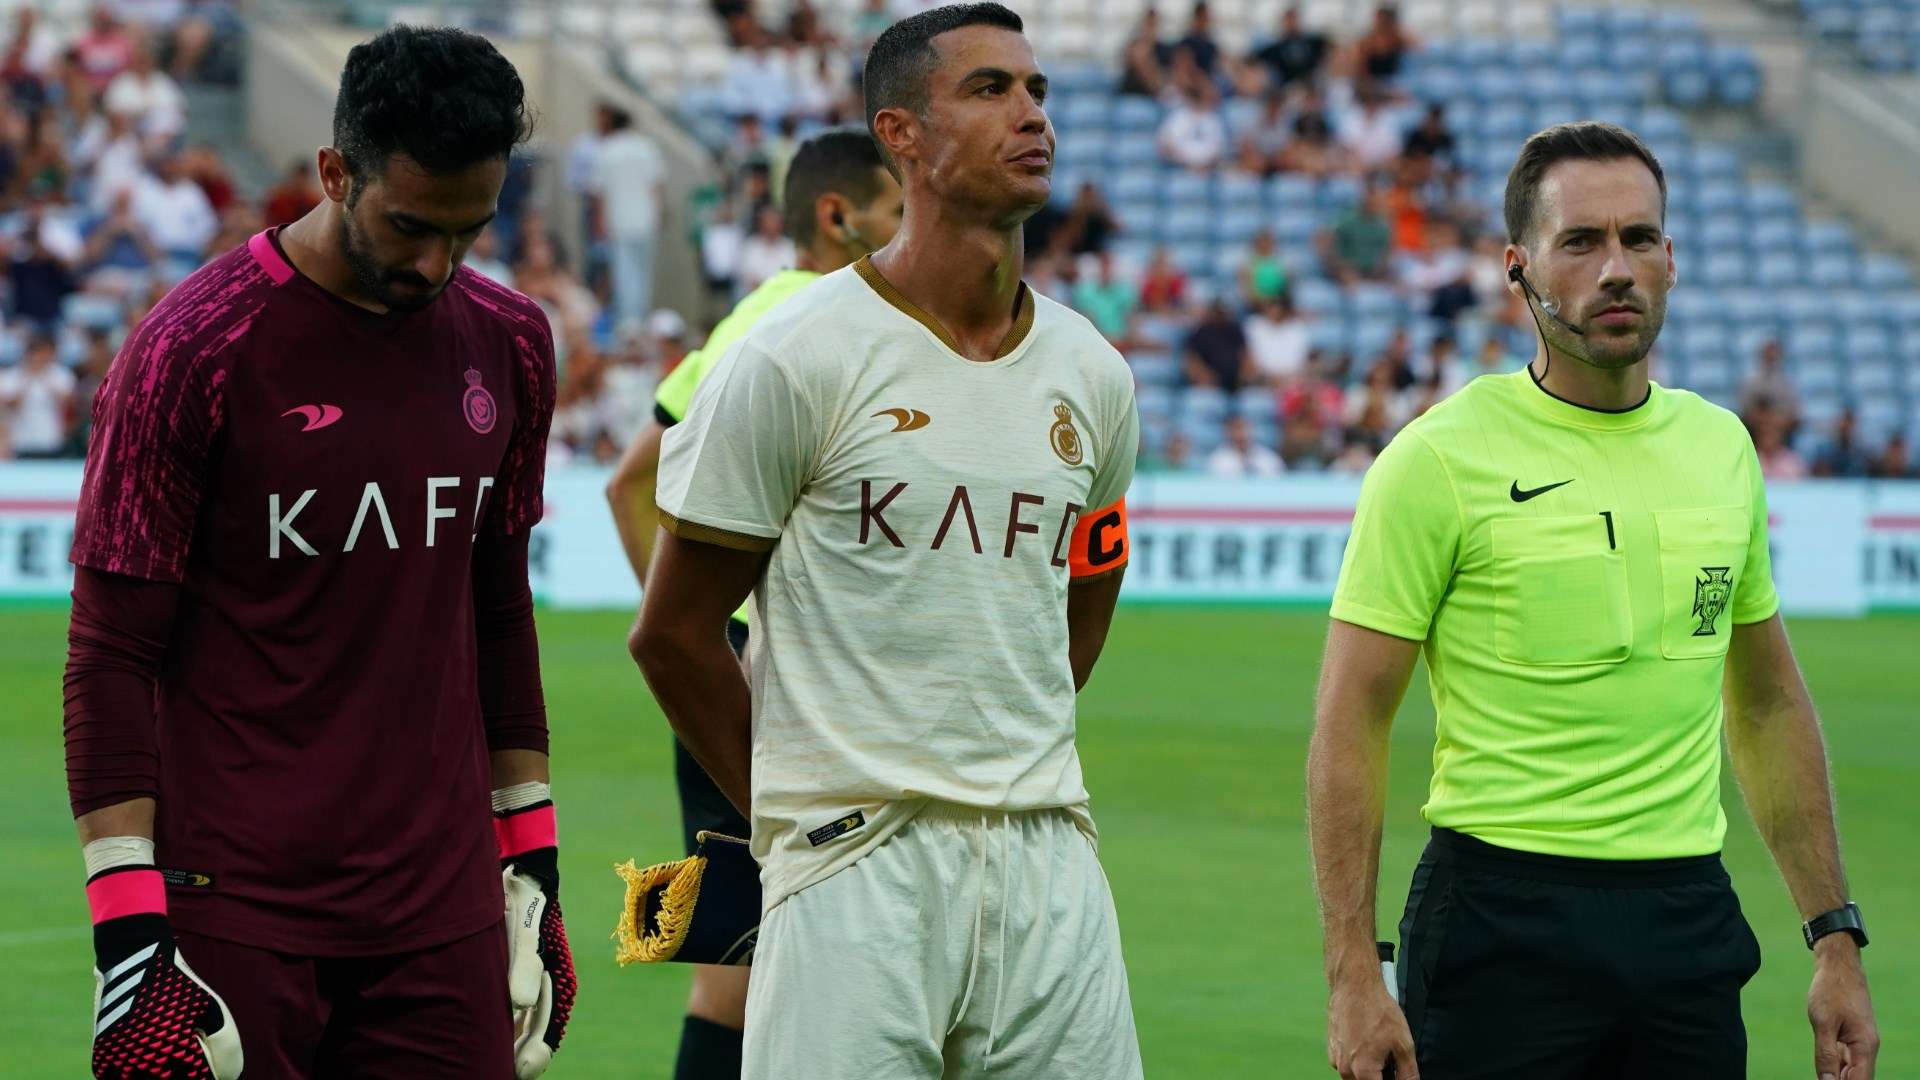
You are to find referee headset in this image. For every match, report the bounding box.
[1507,262,1584,382]
[832,209,874,258]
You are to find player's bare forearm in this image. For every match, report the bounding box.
[631,530,763,818]
[1723,614,1851,921]
[1307,619,1421,989]
[76,798,156,845]
[606,421,666,583]
[490,749,550,789]
[1067,570,1125,690]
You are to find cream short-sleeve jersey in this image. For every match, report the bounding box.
[657,258,1139,912]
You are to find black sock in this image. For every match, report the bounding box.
[674,1014,744,1080]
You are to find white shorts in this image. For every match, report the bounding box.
[742,801,1143,1080]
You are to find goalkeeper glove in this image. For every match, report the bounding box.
[495,785,576,1079]
[85,839,242,1080]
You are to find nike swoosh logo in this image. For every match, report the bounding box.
[873,408,930,432]
[281,404,344,432]
[1510,479,1575,502]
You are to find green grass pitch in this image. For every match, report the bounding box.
[2,606,1912,1076]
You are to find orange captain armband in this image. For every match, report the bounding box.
[1068,499,1129,581]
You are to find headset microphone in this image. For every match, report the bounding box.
[835,210,872,256]
[1507,265,1585,337]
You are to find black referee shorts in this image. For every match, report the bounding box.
[668,618,759,949]
[1395,827,1762,1079]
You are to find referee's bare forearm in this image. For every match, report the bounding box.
[1307,620,1422,988]
[1723,614,1852,921]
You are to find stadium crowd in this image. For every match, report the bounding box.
[5,0,1916,482]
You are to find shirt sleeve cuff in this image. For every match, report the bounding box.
[1328,598,1430,642]
[658,508,778,553]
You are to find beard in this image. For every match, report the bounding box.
[1544,291,1667,371]
[339,207,441,313]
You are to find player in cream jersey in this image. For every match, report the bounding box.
[635,6,1141,1078]
[657,255,1135,911]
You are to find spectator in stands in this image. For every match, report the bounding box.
[163,0,239,82]
[2,8,61,99]
[1278,89,1347,176]
[1397,218,1474,321]
[1474,335,1519,376]
[465,224,514,286]
[1139,246,1188,313]
[82,186,159,291]
[1183,297,1253,392]
[1281,395,1334,470]
[1401,102,1457,173]
[1423,333,1467,397]
[853,0,894,45]
[79,108,146,213]
[1158,80,1228,172]
[1281,350,1345,422]
[1320,179,1392,284]
[0,330,75,457]
[180,142,235,213]
[263,158,320,227]
[735,203,794,295]
[1247,6,1330,93]
[721,31,793,125]
[8,203,77,324]
[1337,82,1403,173]
[69,325,115,453]
[1117,8,1170,97]
[1236,90,1293,176]
[133,151,217,263]
[591,106,667,333]
[1753,410,1808,479]
[1344,356,1413,451]
[1353,3,1417,81]
[1073,251,1137,344]
[1059,180,1120,256]
[1239,228,1288,305]
[1244,291,1311,386]
[700,196,744,305]
[513,231,600,334]
[1174,2,1223,81]
[1329,430,1379,473]
[1383,161,1429,253]
[1208,414,1285,477]
[1870,433,1914,479]
[785,0,834,48]
[1811,407,1871,478]
[790,49,844,122]
[104,35,184,144]
[1739,338,1800,434]
[74,7,135,93]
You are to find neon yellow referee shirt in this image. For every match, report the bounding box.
[1331,370,1779,860]
[653,269,819,627]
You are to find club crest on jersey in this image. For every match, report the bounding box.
[462,368,497,434]
[1692,566,1733,636]
[1049,402,1083,465]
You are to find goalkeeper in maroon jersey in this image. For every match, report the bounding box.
[62,26,573,1079]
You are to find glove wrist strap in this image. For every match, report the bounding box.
[495,802,558,860]
[83,836,166,924]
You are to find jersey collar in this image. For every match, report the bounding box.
[1512,368,1661,431]
[853,255,1035,361]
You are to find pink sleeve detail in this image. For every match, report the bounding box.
[493,804,558,858]
[86,868,167,923]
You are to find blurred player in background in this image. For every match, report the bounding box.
[1309,122,1877,1080]
[631,4,1143,1077]
[63,26,575,1079]
[604,126,903,1080]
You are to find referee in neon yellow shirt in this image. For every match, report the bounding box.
[1309,123,1880,1080]
[603,128,901,1079]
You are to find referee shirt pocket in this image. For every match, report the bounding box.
[1490,515,1631,666]
[1653,507,1750,660]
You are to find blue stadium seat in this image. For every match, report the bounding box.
[1863,254,1915,290]
[1113,199,1159,236]
[1111,97,1163,132]
[1169,242,1213,276]
[1558,8,1606,38]
[1348,286,1402,321]
[1699,251,1750,288]
[1308,318,1351,352]
[1848,359,1903,399]
[1701,215,1746,252]
[1690,145,1743,182]
[1108,167,1159,204]
[1846,324,1896,362]
[1235,388,1279,421]
[1215,173,1262,211]
[1519,68,1564,102]
[1747,218,1799,255]
[1637,107,1689,144]
[1316,175,1363,211]
[1686,355,1737,398]
[1788,323,1841,362]
[1162,171,1212,206]
[1134,314,1186,349]
[1694,180,1745,217]
[1181,386,1231,420]
[1809,255,1854,290]
[1529,98,1582,131]
[1856,397,1907,444]
[1210,213,1263,246]
[1273,208,1319,247]
[1794,357,1846,397]
[1106,134,1159,167]
[1264,173,1315,210]
[1507,40,1554,68]
[1133,358,1182,392]
[1054,96,1110,135]
[1475,103,1531,142]
[1744,183,1800,219]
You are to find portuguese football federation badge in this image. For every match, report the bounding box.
[1049,402,1083,466]
[1692,566,1733,636]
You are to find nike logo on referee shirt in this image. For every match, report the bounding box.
[1510,479,1575,502]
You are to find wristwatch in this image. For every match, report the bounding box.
[1802,902,1868,950]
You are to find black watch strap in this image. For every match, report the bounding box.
[1803,902,1868,950]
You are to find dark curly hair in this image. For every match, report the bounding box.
[332,25,533,190]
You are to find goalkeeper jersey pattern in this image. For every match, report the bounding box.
[657,257,1140,913]
[1332,370,1778,860]
[71,229,555,954]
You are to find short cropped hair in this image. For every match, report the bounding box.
[863,2,1024,178]
[1503,121,1666,246]
[782,129,888,247]
[333,25,533,184]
